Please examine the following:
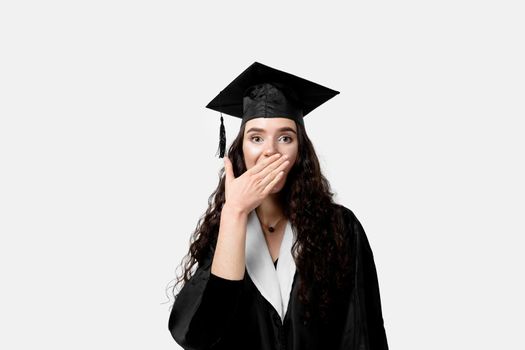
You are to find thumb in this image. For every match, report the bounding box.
[224,156,234,182]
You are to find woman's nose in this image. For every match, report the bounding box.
[264,148,279,157]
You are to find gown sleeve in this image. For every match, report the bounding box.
[168,244,245,350]
[338,209,389,350]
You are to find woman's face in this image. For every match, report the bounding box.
[242,117,299,193]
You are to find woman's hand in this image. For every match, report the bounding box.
[223,153,290,214]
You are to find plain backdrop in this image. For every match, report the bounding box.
[1,1,524,349]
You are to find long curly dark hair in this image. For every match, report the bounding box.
[168,119,353,324]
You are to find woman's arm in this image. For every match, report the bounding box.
[169,154,286,349]
[210,204,249,280]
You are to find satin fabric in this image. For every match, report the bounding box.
[241,83,304,127]
[245,209,296,322]
[168,204,389,350]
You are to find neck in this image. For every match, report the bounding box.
[255,193,285,224]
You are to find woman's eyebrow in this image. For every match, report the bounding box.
[246,127,297,134]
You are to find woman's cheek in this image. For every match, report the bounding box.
[242,146,259,168]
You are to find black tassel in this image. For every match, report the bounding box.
[216,114,226,158]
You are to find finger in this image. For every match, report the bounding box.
[249,153,282,175]
[257,156,290,181]
[224,156,234,182]
[261,170,284,195]
[257,158,290,189]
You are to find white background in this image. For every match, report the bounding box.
[1,1,524,349]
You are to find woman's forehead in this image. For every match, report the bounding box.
[244,117,297,132]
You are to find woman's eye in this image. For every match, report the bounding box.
[250,136,293,143]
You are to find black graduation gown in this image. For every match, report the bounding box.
[168,205,388,350]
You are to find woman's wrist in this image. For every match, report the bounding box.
[222,203,249,217]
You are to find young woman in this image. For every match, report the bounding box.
[168,62,389,350]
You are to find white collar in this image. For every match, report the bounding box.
[245,209,297,322]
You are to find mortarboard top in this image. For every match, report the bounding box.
[205,61,340,158]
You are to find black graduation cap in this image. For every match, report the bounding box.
[206,61,340,158]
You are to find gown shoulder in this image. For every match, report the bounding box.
[332,202,389,349]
